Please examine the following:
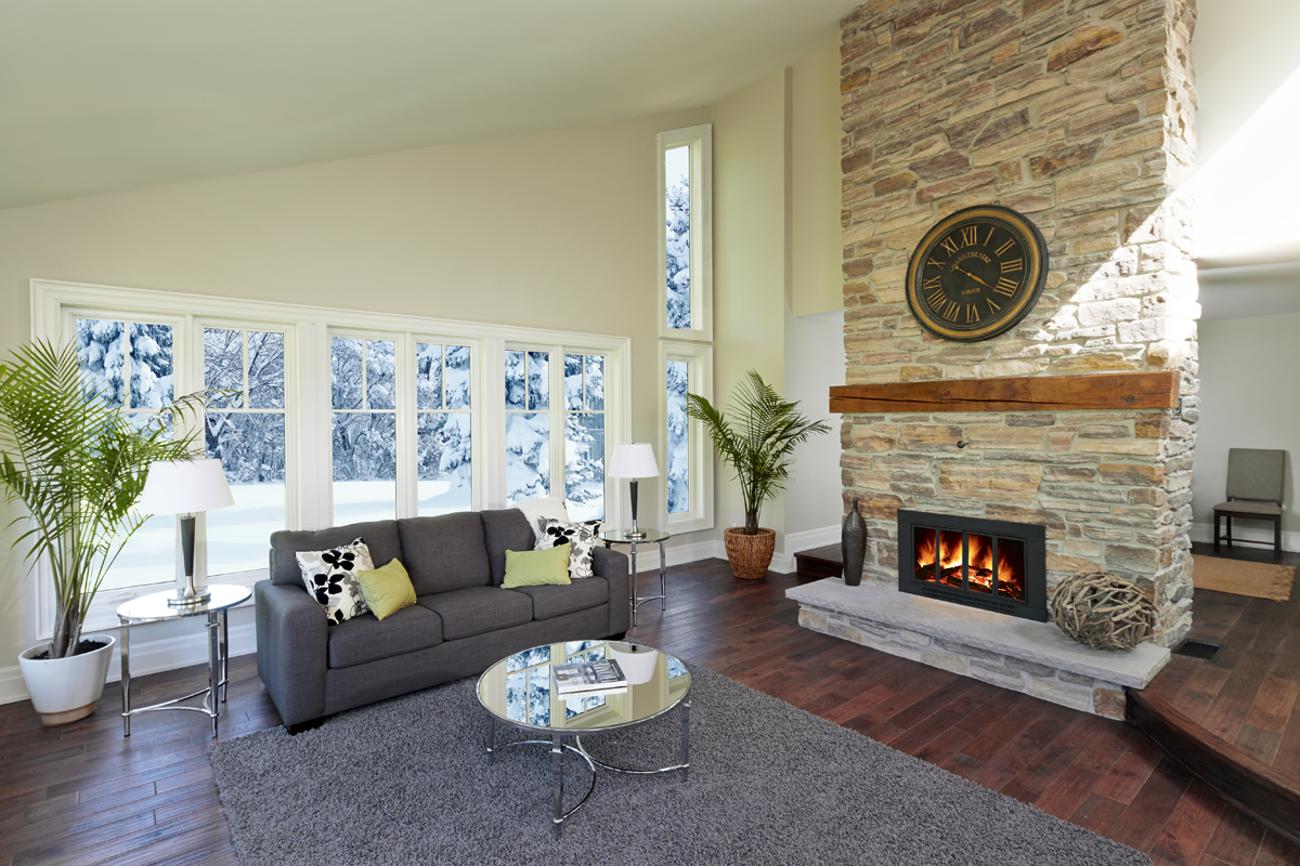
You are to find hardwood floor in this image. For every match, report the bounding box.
[1,558,1297,865]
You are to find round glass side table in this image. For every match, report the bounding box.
[116,583,251,738]
[600,528,670,628]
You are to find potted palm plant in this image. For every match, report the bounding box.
[0,341,201,725]
[687,370,830,580]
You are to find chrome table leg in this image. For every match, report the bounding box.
[220,609,230,703]
[551,733,564,839]
[120,621,131,737]
[658,539,667,612]
[681,699,691,781]
[207,612,220,738]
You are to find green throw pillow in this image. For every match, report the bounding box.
[355,558,418,621]
[503,544,572,589]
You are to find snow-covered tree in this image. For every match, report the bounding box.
[666,360,689,513]
[665,177,692,329]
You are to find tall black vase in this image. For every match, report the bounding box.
[842,498,866,587]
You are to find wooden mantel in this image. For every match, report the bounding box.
[829,370,1180,414]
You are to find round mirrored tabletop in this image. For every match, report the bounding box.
[116,583,252,625]
[476,639,691,734]
[600,528,671,545]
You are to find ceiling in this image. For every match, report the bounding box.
[0,0,857,210]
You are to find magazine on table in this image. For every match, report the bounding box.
[552,658,628,695]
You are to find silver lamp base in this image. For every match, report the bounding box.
[168,573,211,608]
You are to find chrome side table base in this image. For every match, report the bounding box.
[484,699,691,838]
[603,534,669,629]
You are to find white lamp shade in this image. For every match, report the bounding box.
[137,459,235,515]
[608,443,659,479]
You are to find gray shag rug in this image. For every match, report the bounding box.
[209,666,1149,866]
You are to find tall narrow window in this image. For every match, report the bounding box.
[75,318,176,589]
[332,336,397,523]
[666,359,689,515]
[416,342,472,515]
[204,327,287,575]
[505,349,549,504]
[658,124,712,340]
[564,353,606,521]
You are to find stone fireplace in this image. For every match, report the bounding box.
[788,0,1198,718]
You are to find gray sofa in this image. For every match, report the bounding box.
[255,508,630,729]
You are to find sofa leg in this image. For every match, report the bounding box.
[285,718,324,735]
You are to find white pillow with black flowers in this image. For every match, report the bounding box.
[535,519,603,578]
[296,538,373,624]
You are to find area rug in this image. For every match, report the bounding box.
[1193,553,1294,602]
[209,667,1149,866]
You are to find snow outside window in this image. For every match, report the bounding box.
[658,124,712,341]
[505,349,550,504]
[332,336,397,524]
[416,342,472,515]
[204,327,288,576]
[564,353,605,522]
[75,318,177,590]
[660,341,713,534]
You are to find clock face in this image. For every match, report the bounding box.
[905,205,1048,342]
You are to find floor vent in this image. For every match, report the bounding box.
[1174,638,1223,661]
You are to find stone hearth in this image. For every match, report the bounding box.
[787,580,1169,719]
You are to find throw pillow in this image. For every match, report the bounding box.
[535,518,602,578]
[355,558,418,621]
[503,544,572,589]
[516,496,571,536]
[296,538,374,624]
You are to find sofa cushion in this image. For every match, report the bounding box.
[327,604,443,669]
[514,577,610,621]
[270,521,402,586]
[418,586,533,640]
[481,509,535,586]
[396,514,491,595]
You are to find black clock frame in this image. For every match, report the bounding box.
[905,204,1049,342]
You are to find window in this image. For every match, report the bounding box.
[416,342,472,515]
[660,341,713,533]
[564,353,606,521]
[331,336,397,524]
[35,280,629,631]
[204,327,288,576]
[504,349,550,505]
[658,124,712,341]
[74,317,177,590]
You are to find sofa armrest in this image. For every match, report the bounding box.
[593,546,630,636]
[255,580,328,726]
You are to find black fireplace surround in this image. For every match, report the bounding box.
[897,509,1047,621]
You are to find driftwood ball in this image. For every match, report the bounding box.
[1050,571,1155,651]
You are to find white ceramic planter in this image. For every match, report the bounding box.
[18,634,115,726]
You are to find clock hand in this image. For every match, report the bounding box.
[952,265,994,290]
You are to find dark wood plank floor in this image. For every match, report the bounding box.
[1,555,1297,866]
[1143,543,1300,784]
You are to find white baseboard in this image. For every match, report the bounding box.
[773,525,841,574]
[0,621,257,707]
[1190,520,1298,553]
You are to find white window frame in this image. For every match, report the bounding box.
[658,123,713,342]
[29,279,630,637]
[659,340,714,534]
[410,335,480,517]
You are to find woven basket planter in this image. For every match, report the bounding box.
[724,528,776,580]
[1050,571,1156,651]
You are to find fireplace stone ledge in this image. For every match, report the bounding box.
[787,579,1170,719]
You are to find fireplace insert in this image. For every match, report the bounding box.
[897,509,1047,621]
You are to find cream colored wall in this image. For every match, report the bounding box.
[712,69,790,540]
[791,31,844,317]
[0,107,710,663]
[1191,313,1300,545]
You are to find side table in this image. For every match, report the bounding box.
[600,529,670,629]
[116,583,251,738]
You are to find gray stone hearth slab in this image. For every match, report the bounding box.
[786,579,1168,690]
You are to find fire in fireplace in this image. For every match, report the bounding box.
[897,510,1047,621]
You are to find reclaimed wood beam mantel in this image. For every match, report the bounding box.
[828,370,1180,414]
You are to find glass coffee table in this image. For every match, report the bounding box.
[476,639,691,837]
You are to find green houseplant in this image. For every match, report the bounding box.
[0,340,200,724]
[686,370,830,580]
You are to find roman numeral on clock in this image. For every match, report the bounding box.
[923,274,942,291]
[987,298,1002,314]
[1001,257,1023,273]
[927,288,946,307]
[995,238,1015,256]
[939,236,960,256]
[964,304,979,323]
[959,226,978,247]
[941,300,959,320]
[994,277,1018,296]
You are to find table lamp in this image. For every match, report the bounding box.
[608,443,658,539]
[137,458,235,607]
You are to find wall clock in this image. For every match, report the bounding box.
[905,204,1048,342]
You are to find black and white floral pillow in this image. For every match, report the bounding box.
[535,519,602,578]
[296,538,373,624]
